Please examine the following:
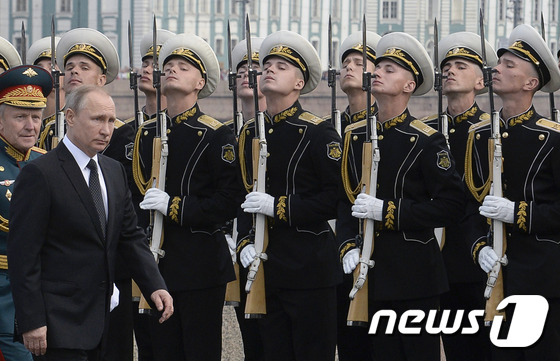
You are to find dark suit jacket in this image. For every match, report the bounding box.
[7,141,167,350]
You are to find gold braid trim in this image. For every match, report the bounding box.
[169,196,181,224]
[0,214,8,233]
[236,237,252,253]
[0,255,7,270]
[132,122,153,195]
[384,201,396,230]
[464,129,491,203]
[517,201,528,232]
[472,240,487,263]
[238,122,254,193]
[339,242,357,262]
[341,130,361,203]
[276,196,288,222]
[38,121,54,150]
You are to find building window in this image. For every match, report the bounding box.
[60,0,71,12]
[291,0,299,18]
[332,0,340,18]
[498,0,504,20]
[216,0,223,14]
[271,0,279,16]
[250,1,257,15]
[382,0,398,19]
[352,0,360,19]
[15,0,27,12]
[451,0,464,22]
[169,0,178,12]
[553,0,557,22]
[216,38,223,56]
[534,0,540,22]
[200,0,208,14]
[428,0,438,20]
[312,0,320,18]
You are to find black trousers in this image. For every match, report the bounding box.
[101,278,133,361]
[151,285,226,361]
[33,348,99,361]
[258,286,337,361]
[369,296,441,361]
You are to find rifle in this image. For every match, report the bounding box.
[139,15,168,314]
[20,22,26,64]
[129,20,142,131]
[480,8,507,325]
[328,15,341,135]
[224,20,241,307]
[51,16,64,148]
[244,15,269,319]
[433,18,447,249]
[347,15,378,327]
[541,13,559,122]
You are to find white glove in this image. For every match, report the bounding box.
[241,192,274,217]
[140,188,170,216]
[342,248,360,274]
[478,246,499,273]
[225,233,236,263]
[479,195,515,223]
[352,193,384,221]
[240,244,257,268]
[110,284,120,312]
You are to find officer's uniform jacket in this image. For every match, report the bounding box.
[237,101,343,289]
[136,104,241,291]
[421,103,490,284]
[471,106,560,297]
[338,109,464,301]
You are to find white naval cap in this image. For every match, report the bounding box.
[0,36,22,71]
[340,31,381,65]
[56,28,120,84]
[140,29,176,61]
[232,37,264,70]
[375,32,434,96]
[159,33,220,99]
[438,31,498,94]
[260,30,322,94]
[498,24,560,93]
[28,36,60,66]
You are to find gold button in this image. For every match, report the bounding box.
[378,135,384,141]
[267,152,270,157]
[410,136,415,142]
[376,184,380,189]
[353,135,358,141]
[246,130,250,135]
[476,134,480,140]
[299,128,303,134]
[49,130,53,135]
[502,132,509,138]
[539,134,545,141]
[144,130,148,136]
[450,128,455,134]
[167,129,171,134]
[375,232,380,237]
[0,166,4,171]
[268,128,273,134]
[198,131,202,136]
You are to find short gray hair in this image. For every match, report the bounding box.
[65,85,111,114]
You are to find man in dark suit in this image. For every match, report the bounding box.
[7,85,173,360]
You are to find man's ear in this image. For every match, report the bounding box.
[98,74,107,87]
[403,80,416,94]
[65,108,75,127]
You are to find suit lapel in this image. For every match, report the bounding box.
[57,143,106,244]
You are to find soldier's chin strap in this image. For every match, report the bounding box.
[245,251,268,293]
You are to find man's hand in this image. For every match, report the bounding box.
[351,193,384,221]
[23,326,47,356]
[241,192,274,217]
[151,289,174,324]
[240,244,256,268]
[479,195,515,223]
[342,248,360,274]
[140,188,170,216]
[478,246,499,273]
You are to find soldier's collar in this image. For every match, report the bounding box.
[447,102,478,125]
[43,113,56,127]
[379,108,409,130]
[172,103,200,124]
[348,103,378,123]
[502,106,535,127]
[0,134,32,162]
[265,101,301,124]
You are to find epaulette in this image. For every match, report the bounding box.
[124,116,135,125]
[198,114,223,130]
[322,114,332,122]
[344,119,367,133]
[223,119,234,126]
[114,119,125,129]
[410,119,437,136]
[419,114,438,123]
[468,118,490,133]
[479,113,491,121]
[30,146,47,155]
[536,118,560,133]
[299,112,323,125]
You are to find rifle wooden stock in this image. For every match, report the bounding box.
[225,219,241,306]
[347,141,374,326]
[484,226,506,324]
[244,136,269,319]
[131,280,141,302]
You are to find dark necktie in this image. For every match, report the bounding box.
[87,159,106,237]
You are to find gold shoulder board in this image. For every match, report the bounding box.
[479,113,491,121]
[124,116,135,125]
[410,119,437,136]
[114,119,125,129]
[223,119,234,126]
[468,118,491,133]
[536,118,560,133]
[198,115,223,130]
[345,119,367,133]
[419,113,438,123]
[30,146,47,155]
[299,112,323,125]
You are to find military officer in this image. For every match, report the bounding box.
[421,32,497,361]
[473,24,560,360]
[0,65,53,361]
[138,33,242,361]
[334,30,380,361]
[27,36,65,149]
[339,32,464,360]
[236,30,342,361]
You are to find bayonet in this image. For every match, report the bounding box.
[328,15,341,135]
[129,20,142,130]
[434,18,449,148]
[228,20,242,135]
[51,15,64,148]
[20,22,26,64]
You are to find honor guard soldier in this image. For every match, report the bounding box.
[472,24,560,360]
[236,30,342,361]
[0,36,22,74]
[28,36,65,149]
[340,32,464,361]
[335,30,380,361]
[138,33,242,361]
[227,36,266,361]
[421,31,497,361]
[0,65,53,361]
